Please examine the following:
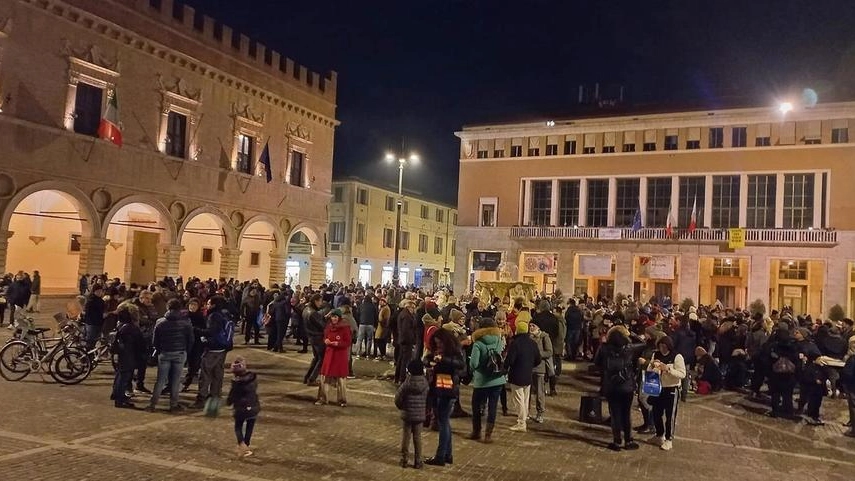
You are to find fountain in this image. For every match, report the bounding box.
[473,262,537,303]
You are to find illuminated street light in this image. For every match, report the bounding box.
[385,150,419,286]
[779,102,793,114]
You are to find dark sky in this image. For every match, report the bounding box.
[184,0,855,205]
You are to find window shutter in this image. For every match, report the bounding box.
[688,127,700,141]
[547,135,560,144]
[780,122,795,144]
[804,120,821,140]
[644,130,656,143]
[623,131,636,144]
[756,123,771,137]
[665,128,678,136]
[584,133,596,147]
[603,132,616,147]
[565,134,577,142]
[832,119,848,129]
[512,137,523,146]
[478,139,491,150]
[494,139,506,150]
[529,136,540,148]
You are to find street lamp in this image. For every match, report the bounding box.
[386,151,419,286]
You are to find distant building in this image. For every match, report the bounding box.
[454,101,855,316]
[327,178,456,288]
[0,0,338,291]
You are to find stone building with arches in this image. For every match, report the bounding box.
[0,0,336,292]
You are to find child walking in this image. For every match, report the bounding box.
[394,359,429,469]
[226,357,261,458]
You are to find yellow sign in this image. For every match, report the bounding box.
[728,228,745,249]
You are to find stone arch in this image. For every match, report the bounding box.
[1,180,101,236]
[286,222,321,256]
[100,195,177,244]
[238,214,285,253]
[178,206,236,248]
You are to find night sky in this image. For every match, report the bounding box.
[184,0,855,205]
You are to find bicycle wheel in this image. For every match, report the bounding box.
[51,348,92,385]
[0,341,34,381]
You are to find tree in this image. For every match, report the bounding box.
[679,297,695,312]
[828,304,846,322]
[749,299,766,317]
[614,292,627,307]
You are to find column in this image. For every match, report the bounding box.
[738,174,749,227]
[309,256,328,286]
[812,173,823,228]
[775,173,785,228]
[607,177,617,226]
[550,179,559,226]
[670,176,680,227]
[578,179,588,227]
[0,231,13,276]
[704,175,713,228]
[154,244,184,279]
[747,256,770,309]
[64,79,79,131]
[678,251,700,304]
[218,247,242,280]
[557,249,574,294]
[522,180,532,226]
[614,250,634,297]
[268,252,287,287]
[639,177,648,226]
[77,237,109,278]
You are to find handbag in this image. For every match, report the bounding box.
[545,357,556,377]
[146,349,159,367]
[642,370,662,397]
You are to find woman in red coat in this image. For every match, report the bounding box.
[316,309,352,407]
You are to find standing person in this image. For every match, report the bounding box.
[315,309,352,406]
[146,299,193,412]
[182,298,207,392]
[25,270,40,313]
[395,359,429,469]
[395,300,419,384]
[241,289,261,345]
[303,294,327,385]
[6,272,30,327]
[272,292,291,353]
[291,296,308,353]
[528,322,553,424]
[468,317,506,443]
[564,298,584,361]
[595,326,646,451]
[532,300,560,396]
[504,321,541,433]
[374,297,391,360]
[79,274,89,297]
[226,357,260,458]
[111,308,145,409]
[83,285,106,350]
[763,324,799,420]
[128,290,157,393]
[192,295,234,409]
[357,294,378,358]
[671,318,698,401]
[647,336,687,451]
[423,329,464,467]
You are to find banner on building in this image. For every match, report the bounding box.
[639,256,676,280]
[728,228,745,249]
[578,255,613,277]
[472,251,502,271]
[598,228,622,240]
[523,253,558,273]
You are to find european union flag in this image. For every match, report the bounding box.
[632,205,642,232]
[258,141,272,183]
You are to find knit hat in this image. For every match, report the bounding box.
[479,317,497,329]
[515,321,529,335]
[449,308,464,324]
[329,308,343,318]
[422,313,435,324]
[407,359,425,376]
[231,357,247,375]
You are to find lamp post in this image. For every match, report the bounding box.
[386,152,418,286]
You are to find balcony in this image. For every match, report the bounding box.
[509,226,838,246]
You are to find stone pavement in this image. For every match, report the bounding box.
[1,298,853,481]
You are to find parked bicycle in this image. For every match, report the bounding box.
[0,321,91,384]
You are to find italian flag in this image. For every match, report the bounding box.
[688,196,697,233]
[98,89,122,147]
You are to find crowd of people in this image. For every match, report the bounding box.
[2,271,854,465]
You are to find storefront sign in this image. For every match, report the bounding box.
[782,285,803,298]
[578,255,613,277]
[523,253,557,273]
[647,255,675,280]
[598,228,622,240]
[728,228,745,249]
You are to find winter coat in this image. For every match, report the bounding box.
[532,310,560,352]
[745,323,768,359]
[531,330,553,375]
[425,350,465,399]
[695,354,722,391]
[648,350,687,388]
[321,321,352,378]
[671,327,698,365]
[469,327,507,388]
[376,305,391,340]
[83,294,106,327]
[30,275,41,296]
[6,280,30,307]
[226,372,261,420]
[565,306,584,332]
[304,305,326,344]
[504,333,541,387]
[594,333,645,397]
[396,309,418,346]
[152,310,194,353]
[114,321,146,370]
[359,298,379,326]
[762,330,799,387]
[394,374,429,422]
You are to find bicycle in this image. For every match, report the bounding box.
[0,323,92,384]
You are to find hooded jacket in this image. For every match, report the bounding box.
[530,329,553,375]
[226,372,260,420]
[469,327,507,388]
[152,310,193,353]
[394,374,429,422]
[504,333,541,387]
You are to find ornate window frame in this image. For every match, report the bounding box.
[230,103,265,176]
[285,122,313,188]
[63,57,119,132]
[156,74,202,160]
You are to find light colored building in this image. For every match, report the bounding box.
[454,101,855,317]
[0,0,338,292]
[327,178,456,288]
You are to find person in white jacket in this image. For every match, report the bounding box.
[645,336,686,451]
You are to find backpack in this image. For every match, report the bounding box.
[605,348,634,394]
[483,347,506,376]
[771,354,795,374]
[213,312,235,351]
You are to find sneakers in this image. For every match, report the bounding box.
[314,400,325,406]
[424,456,445,467]
[136,386,152,394]
[509,422,527,432]
[647,435,664,447]
[805,417,825,426]
[660,440,673,451]
[534,414,544,424]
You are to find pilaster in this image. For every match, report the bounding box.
[268,252,288,287]
[155,244,185,279]
[218,247,242,280]
[77,237,109,278]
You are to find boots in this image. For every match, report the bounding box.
[484,423,495,444]
[451,399,469,418]
[468,430,481,440]
[400,454,408,468]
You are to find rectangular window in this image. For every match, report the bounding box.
[643,142,656,151]
[779,260,808,280]
[480,199,497,227]
[783,173,814,229]
[558,180,580,226]
[436,209,444,223]
[602,146,615,153]
[356,188,368,205]
[805,138,821,145]
[678,176,705,227]
[201,247,213,264]
[236,134,254,174]
[493,149,505,157]
[546,144,559,156]
[712,175,740,228]
[709,127,724,148]
[623,143,636,152]
[832,128,849,144]
[165,111,187,158]
[453,213,458,225]
[530,180,552,226]
[563,140,576,155]
[420,205,430,219]
[510,145,523,157]
[356,223,366,245]
[402,201,409,215]
[527,147,540,156]
[586,179,609,227]
[333,186,344,203]
[400,231,410,250]
[713,258,740,277]
[385,195,395,212]
[732,127,747,147]
[686,140,700,150]
[451,239,456,256]
[476,150,488,158]
[755,136,771,146]
[69,233,82,253]
[289,151,304,187]
[746,174,776,228]
[329,221,346,243]
[382,228,394,248]
[646,177,672,227]
[434,237,443,255]
[664,135,678,150]
[615,178,640,227]
[73,83,103,136]
[249,252,260,267]
[418,234,428,253]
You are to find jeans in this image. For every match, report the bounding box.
[84,324,102,351]
[150,351,187,407]
[509,384,531,426]
[471,384,502,433]
[434,396,455,460]
[112,369,133,404]
[651,387,679,440]
[243,316,260,343]
[530,373,546,415]
[401,421,423,459]
[197,350,226,401]
[234,417,257,445]
[607,393,634,444]
[356,325,374,356]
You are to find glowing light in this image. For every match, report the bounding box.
[546,120,555,127]
[779,102,793,114]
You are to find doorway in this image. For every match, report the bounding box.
[715,286,736,309]
[597,280,615,301]
[130,231,158,285]
[780,285,806,314]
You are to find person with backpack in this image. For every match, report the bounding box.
[762,323,799,419]
[595,325,647,451]
[192,295,234,409]
[504,320,541,433]
[467,317,506,443]
[646,336,686,451]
